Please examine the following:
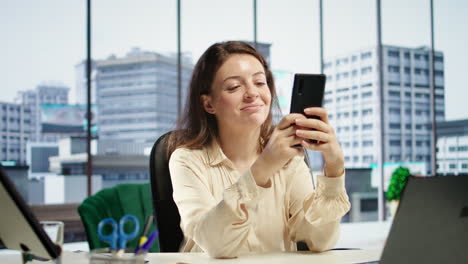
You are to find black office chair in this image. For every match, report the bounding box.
[149,131,184,252]
[149,131,310,252]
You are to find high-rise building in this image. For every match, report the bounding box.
[95,48,193,155]
[245,41,272,65]
[323,45,445,174]
[436,119,468,175]
[15,82,70,143]
[0,102,32,165]
[74,60,96,105]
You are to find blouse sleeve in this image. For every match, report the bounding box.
[286,156,351,252]
[169,148,269,258]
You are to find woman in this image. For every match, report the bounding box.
[167,41,350,258]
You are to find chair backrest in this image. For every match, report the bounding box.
[77,183,159,252]
[149,131,184,252]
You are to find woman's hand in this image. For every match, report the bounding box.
[251,114,305,187]
[294,107,344,177]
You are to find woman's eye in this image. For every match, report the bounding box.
[227,85,240,91]
[256,82,266,86]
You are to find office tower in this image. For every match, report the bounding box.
[15,82,70,143]
[323,45,445,173]
[0,102,32,165]
[436,119,468,175]
[74,60,97,105]
[245,41,272,65]
[95,48,193,155]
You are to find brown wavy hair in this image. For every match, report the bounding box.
[167,41,279,157]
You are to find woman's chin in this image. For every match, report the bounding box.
[243,115,268,127]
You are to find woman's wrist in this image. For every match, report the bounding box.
[324,163,345,177]
[251,157,273,187]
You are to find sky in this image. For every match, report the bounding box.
[1,0,467,120]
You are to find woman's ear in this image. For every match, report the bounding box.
[201,94,215,114]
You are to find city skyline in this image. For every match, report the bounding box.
[1,0,467,120]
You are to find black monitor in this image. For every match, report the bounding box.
[0,165,61,260]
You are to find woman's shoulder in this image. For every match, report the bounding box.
[170,146,209,165]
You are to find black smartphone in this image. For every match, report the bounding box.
[289,73,326,144]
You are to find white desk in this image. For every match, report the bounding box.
[0,249,381,264]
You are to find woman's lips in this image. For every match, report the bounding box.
[241,104,263,111]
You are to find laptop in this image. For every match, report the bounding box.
[0,165,61,260]
[360,175,468,264]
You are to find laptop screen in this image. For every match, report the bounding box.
[380,175,468,264]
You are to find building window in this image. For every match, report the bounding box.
[435,70,444,77]
[362,124,373,130]
[363,140,373,147]
[390,140,401,146]
[462,164,468,169]
[363,155,374,163]
[361,66,372,75]
[362,91,373,99]
[389,123,401,129]
[388,65,400,73]
[449,164,457,169]
[361,52,372,60]
[457,146,468,151]
[362,109,373,116]
[388,50,400,57]
[388,91,400,98]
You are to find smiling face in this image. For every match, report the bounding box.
[201,54,272,132]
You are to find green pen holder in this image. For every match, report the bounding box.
[88,248,146,264]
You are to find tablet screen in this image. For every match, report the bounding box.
[0,166,61,259]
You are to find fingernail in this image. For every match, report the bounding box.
[304,108,312,113]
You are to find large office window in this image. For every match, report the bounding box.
[1,1,86,204]
[257,0,321,169]
[182,0,253,64]
[2,0,468,243]
[434,0,468,176]
[91,0,178,191]
[322,0,378,222]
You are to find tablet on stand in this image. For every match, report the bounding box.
[0,166,62,264]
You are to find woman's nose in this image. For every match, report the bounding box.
[244,83,259,98]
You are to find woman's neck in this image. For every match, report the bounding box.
[217,125,261,167]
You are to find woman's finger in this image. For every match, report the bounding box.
[277,113,306,130]
[304,107,329,124]
[295,118,331,133]
[295,129,330,143]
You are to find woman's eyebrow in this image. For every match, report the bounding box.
[222,71,265,83]
[222,76,241,83]
[253,71,265,77]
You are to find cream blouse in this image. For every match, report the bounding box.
[168,141,350,258]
